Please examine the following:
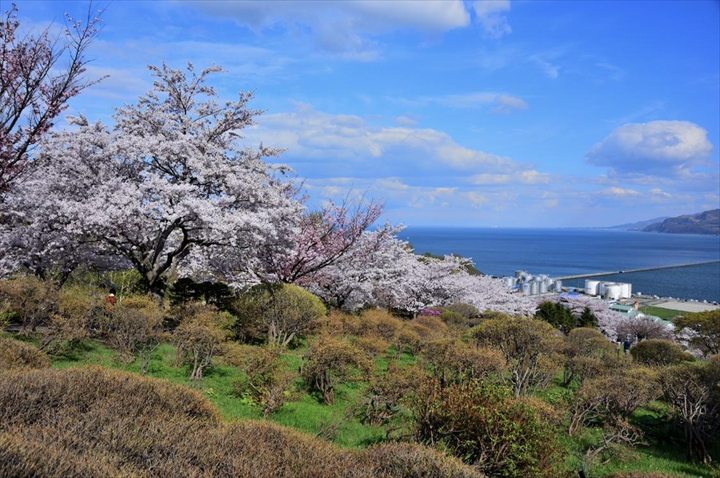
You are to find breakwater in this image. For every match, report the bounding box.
[555,260,720,280]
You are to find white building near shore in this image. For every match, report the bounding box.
[585,279,632,300]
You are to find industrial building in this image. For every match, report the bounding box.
[585,279,632,300]
[506,270,563,296]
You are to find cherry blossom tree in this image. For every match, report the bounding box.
[11,64,300,295]
[304,230,538,317]
[0,3,101,197]
[257,198,384,283]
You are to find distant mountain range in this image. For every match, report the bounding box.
[643,209,720,235]
[607,216,669,231]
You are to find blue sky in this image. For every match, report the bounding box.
[15,0,720,227]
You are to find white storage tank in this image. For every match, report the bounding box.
[604,284,622,300]
[620,283,632,299]
[531,281,540,295]
[522,283,531,296]
[585,280,600,296]
[540,282,548,294]
[554,280,563,292]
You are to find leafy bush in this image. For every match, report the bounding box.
[0,337,50,370]
[471,317,563,396]
[50,285,104,346]
[362,308,403,342]
[563,327,622,385]
[658,359,720,463]
[630,339,694,366]
[570,367,660,435]
[440,309,466,328]
[395,326,422,354]
[361,442,483,478]
[103,294,164,367]
[228,344,296,415]
[234,284,326,346]
[606,473,677,478]
[409,378,561,478]
[0,276,58,332]
[422,339,506,386]
[359,362,427,426]
[302,336,373,404]
[174,302,230,380]
[350,335,390,357]
[444,303,480,320]
[0,367,483,477]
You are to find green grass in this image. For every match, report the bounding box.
[47,338,392,448]
[9,334,717,475]
[640,306,686,320]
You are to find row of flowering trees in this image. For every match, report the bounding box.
[0,58,540,317]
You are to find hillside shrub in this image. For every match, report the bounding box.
[0,337,50,370]
[359,363,427,426]
[0,367,483,478]
[361,442,483,478]
[0,276,58,332]
[395,326,422,354]
[409,378,561,478]
[50,285,103,346]
[445,302,480,320]
[174,303,230,380]
[471,317,563,396]
[302,337,373,404]
[659,359,720,463]
[440,309,466,328]
[422,339,506,386]
[103,294,164,368]
[351,335,390,357]
[570,368,660,435]
[228,344,297,415]
[234,284,326,346]
[563,327,622,385]
[630,339,694,366]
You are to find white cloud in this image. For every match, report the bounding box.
[191,0,471,59]
[530,55,560,79]
[518,169,551,184]
[588,120,713,176]
[465,191,488,207]
[376,178,411,191]
[432,92,528,113]
[196,1,471,32]
[470,169,549,185]
[246,104,519,173]
[599,187,641,198]
[395,115,418,127]
[473,0,512,38]
[649,188,672,200]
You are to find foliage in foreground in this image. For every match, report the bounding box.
[409,378,562,478]
[0,367,482,478]
[0,336,50,370]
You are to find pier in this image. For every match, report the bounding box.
[555,260,720,281]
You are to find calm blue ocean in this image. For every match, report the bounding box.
[399,228,720,302]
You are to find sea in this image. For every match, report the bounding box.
[399,228,720,302]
